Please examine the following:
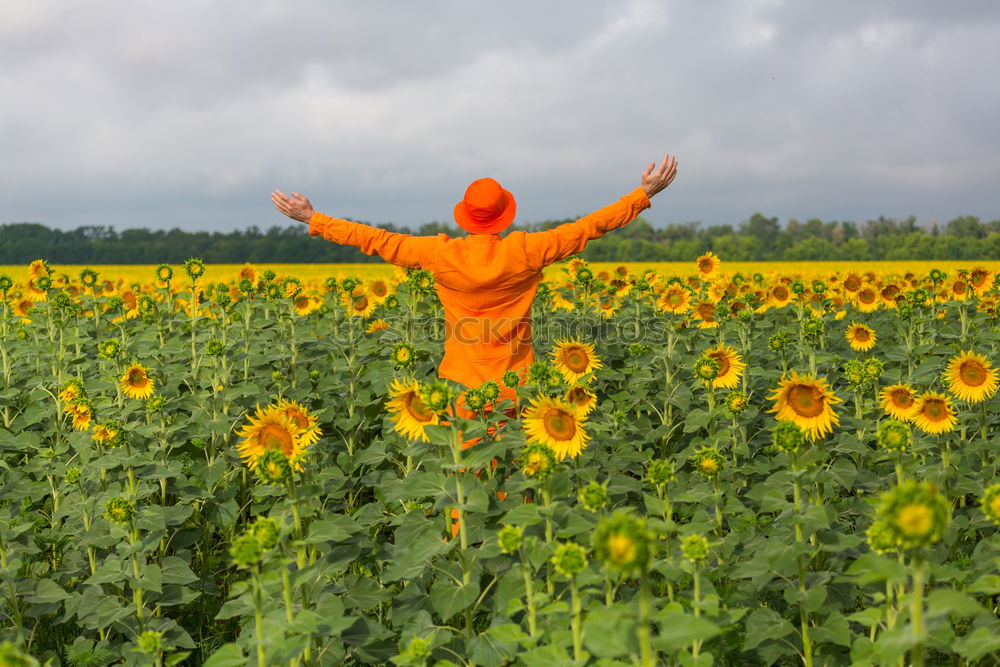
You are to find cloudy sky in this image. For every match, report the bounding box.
[2,0,998,234]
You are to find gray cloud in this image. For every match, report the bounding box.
[1,0,998,236]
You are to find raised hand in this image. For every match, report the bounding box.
[271,190,315,223]
[640,155,678,199]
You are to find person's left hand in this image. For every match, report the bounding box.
[271,190,315,223]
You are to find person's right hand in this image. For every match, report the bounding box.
[271,190,315,223]
[640,155,678,199]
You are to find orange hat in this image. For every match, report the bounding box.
[453,178,516,235]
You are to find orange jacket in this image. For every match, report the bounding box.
[308,187,651,387]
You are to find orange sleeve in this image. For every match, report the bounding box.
[308,213,438,269]
[522,187,651,268]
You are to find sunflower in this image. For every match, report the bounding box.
[366,318,389,333]
[656,285,691,314]
[844,322,876,352]
[911,391,957,434]
[522,394,588,460]
[13,298,34,320]
[550,290,575,312]
[767,372,841,439]
[695,251,721,278]
[385,378,439,442]
[968,266,995,297]
[293,294,320,317]
[237,263,258,287]
[64,400,94,431]
[947,278,969,301]
[276,399,322,447]
[28,259,50,279]
[691,300,719,328]
[592,294,618,320]
[59,379,84,404]
[702,344,745,389]
[368,279,391,303]
[767,284,792,309]
[120,363,155,400]
[551,339,602,383]
[879,384,919,421]
[236,403,310,470]
[842,272,862,294]
[945,350,998,403]
[346,288,376,318]
[564,384,597,417]
[853,287,880,313]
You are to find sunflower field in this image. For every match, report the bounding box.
[1,257,999,666]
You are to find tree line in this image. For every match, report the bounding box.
[1,212,998,264]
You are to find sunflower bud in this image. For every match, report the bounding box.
[693,356,720,382]
[866,519,898,555]
[98,338,121,360]
[137,630,163,655]
[184,258,206,280]
[877,419,911,452]
[230,533,263,569]
[863,358,885,382]
[800,316,824,339]
[155,264,173,282]
[646,459,676,487]
[497,524,523,554]
[104,295,124,311]
[0,275,13,293]
[104,497,135,524]
[790,280,806,295]
[391,342,416,369]
[980,483,1000,525]
[551,542,588,577]
[480,380,500,402]
[578,481,608,512]
[239,277,255,294]
[205,339,225,357]
[772,421,805,453]
[463,388,486,412]
[0,641,38,667]
[256,449,293,485]
[874,480,951,551]
[725,391,749,416]
[502,370,520,388]
[691,446,725,478]
[768,332,789,353]
[680,533,710,564]
[519,442,557,480]
[418,381,454,414]
[592,511,653,574]
[250,516,280,549]
[64,467,81,484]
[527,361,553,385]
[405,637,431,661]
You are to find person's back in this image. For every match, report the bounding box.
[271,155,678,390]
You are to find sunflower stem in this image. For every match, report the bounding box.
[520,551,537,638]
[692,563,702,658]
[252,564,267,667]
[638,571,653,667]
[570,574,582,661]
[910,554,926,667]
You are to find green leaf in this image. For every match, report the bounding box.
[742,607,795,650]
[953,627,1000,661]
[160,556,198,586]
[429,576,479,620]
[582,606,635,658]
[654,609,721,650]
[27,578,69,603]
[202,643,247,667]
[306,514,360,543]
[925,588,984,618]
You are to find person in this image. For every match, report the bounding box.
[271,154,678,402]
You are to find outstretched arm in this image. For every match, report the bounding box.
[272,190,437,269]
[523,155,678,268]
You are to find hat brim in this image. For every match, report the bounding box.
[453,188,517,235]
